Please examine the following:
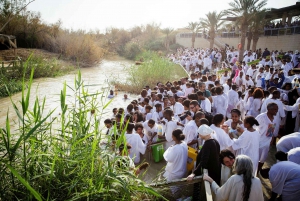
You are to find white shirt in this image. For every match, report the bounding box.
[276,132,300,152]
[183,120,198,148]
[244,79,254,88]
[220,75,230,85]
[212,95,227,116]
[210,124,233,151]
[200,97,212,113]
[232,130,260,174]
[211,175,264,201]
[163,142,188,181]
[125,133,146,164]
[243,55,254,63]
[255,113,276,148]
[143,121,158,142]
[170,102,184,117]
[164,120,178,143]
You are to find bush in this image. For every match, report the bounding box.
[0,71,165,200]
[113,51,188,94]
[169,43,185,52]
[123,42,142,60]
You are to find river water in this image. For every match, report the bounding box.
[0,56,133,129]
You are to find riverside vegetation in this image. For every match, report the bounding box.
[0,68,165,200]
[113,51,188,94]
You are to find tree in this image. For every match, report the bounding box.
[185,22,200,48]
[0,0,36,32]
[200,11,225,49]
[249,10,267,51]
[161,27,174,51]
[224,0,267,60]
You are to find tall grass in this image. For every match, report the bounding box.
[0,68,165,200]
[113,51,188,94]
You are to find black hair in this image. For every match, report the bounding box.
[212,113,224,126]
[244,116,259,126]
[172,129,185,141]
[164,109,173,117]
[148,119,155,125]
[275,151,288,161]
[126,123,135,132]
[231,109,241,116]
[200,118,209,125]
[134,122,144,131]
[219,149,235,165]
[104,119,112,124]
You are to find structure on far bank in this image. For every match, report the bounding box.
[176,1,300,51]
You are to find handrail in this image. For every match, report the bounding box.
[149,175,203,187]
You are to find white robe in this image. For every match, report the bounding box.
[232,130,260,175]
[125,133,146,164]
[276,132,300,152]
[212,95,227,116]
[211,175,264,201]
[143,121,158,142]
[269,161,300,201]
[183,120,198,149]
[163,142,188,181]
[287,147,300,165]
[210,124,233,151]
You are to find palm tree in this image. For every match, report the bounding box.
[249,10,267,51]
[185,22,200,48]
[224,0,267,60]
[161,27,174,51]
[199,11,225,49]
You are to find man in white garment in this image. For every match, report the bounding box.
[226,84,239,118]
[276,132,300,152]
[125,123,146,164]
[269,161,300,201]
[255,67,265,88]
[220,70,230,85]
[169,96,184,118]
[256,103,278,174]
[143,119,158,143]
[182,111,198,149]
[275,147,300,165]
[243,51,254,64]
[244,75,254,89]
[222,78,232,95]
[203,55,212,70]
[235,71,245,91]
[197,91,212,113]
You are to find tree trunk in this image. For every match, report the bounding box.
[192,33,195,48]
[239,23,247,61]
[252,33,259,52]
[246,31,252,51]
[210,31,215,49]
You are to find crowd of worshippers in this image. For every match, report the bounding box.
[103,47,300,201]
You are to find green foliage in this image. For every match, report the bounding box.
[113,51,188,94]
[0,70,165,200]
[123,42,143,60]
[145,40,165,51]
[0,53,74,97]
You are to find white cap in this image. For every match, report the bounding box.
[197,125,214,136]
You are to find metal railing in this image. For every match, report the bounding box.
[264,26,300,36]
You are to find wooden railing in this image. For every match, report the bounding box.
[150,168,213,201]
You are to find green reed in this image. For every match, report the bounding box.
[0,68,165,200]
[112,51,188,94]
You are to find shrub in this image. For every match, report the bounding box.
[113,51,188,94]
[123,42,142,60]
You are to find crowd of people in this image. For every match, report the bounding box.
[264,19,300,30]
[104,46,300,201]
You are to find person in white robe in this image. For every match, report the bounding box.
[232,116,260,175]
[226,85,239,118]
[260,91,285,137]
[276,132,300,152]
[284,97,300,132]
[210,114,233,151]
[212,87,227,116]
[182,114,198,149]
[269,161,300,201]
[169,96,184,119]
[287,147,300,165]
[163,129,188,181]
[162,109,180,149]
[143,119,158,143]
[125,123,146,164]
[255,103,278,173]
[203,155,264,201]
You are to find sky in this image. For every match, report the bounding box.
[27,0,298,32]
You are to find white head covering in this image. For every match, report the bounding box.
[288,147,300,165]
[197,125,214,136]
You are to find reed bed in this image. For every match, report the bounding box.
[113,51,188,94]
[0,68,165,200]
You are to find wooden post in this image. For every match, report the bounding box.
[14,39,17,56]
